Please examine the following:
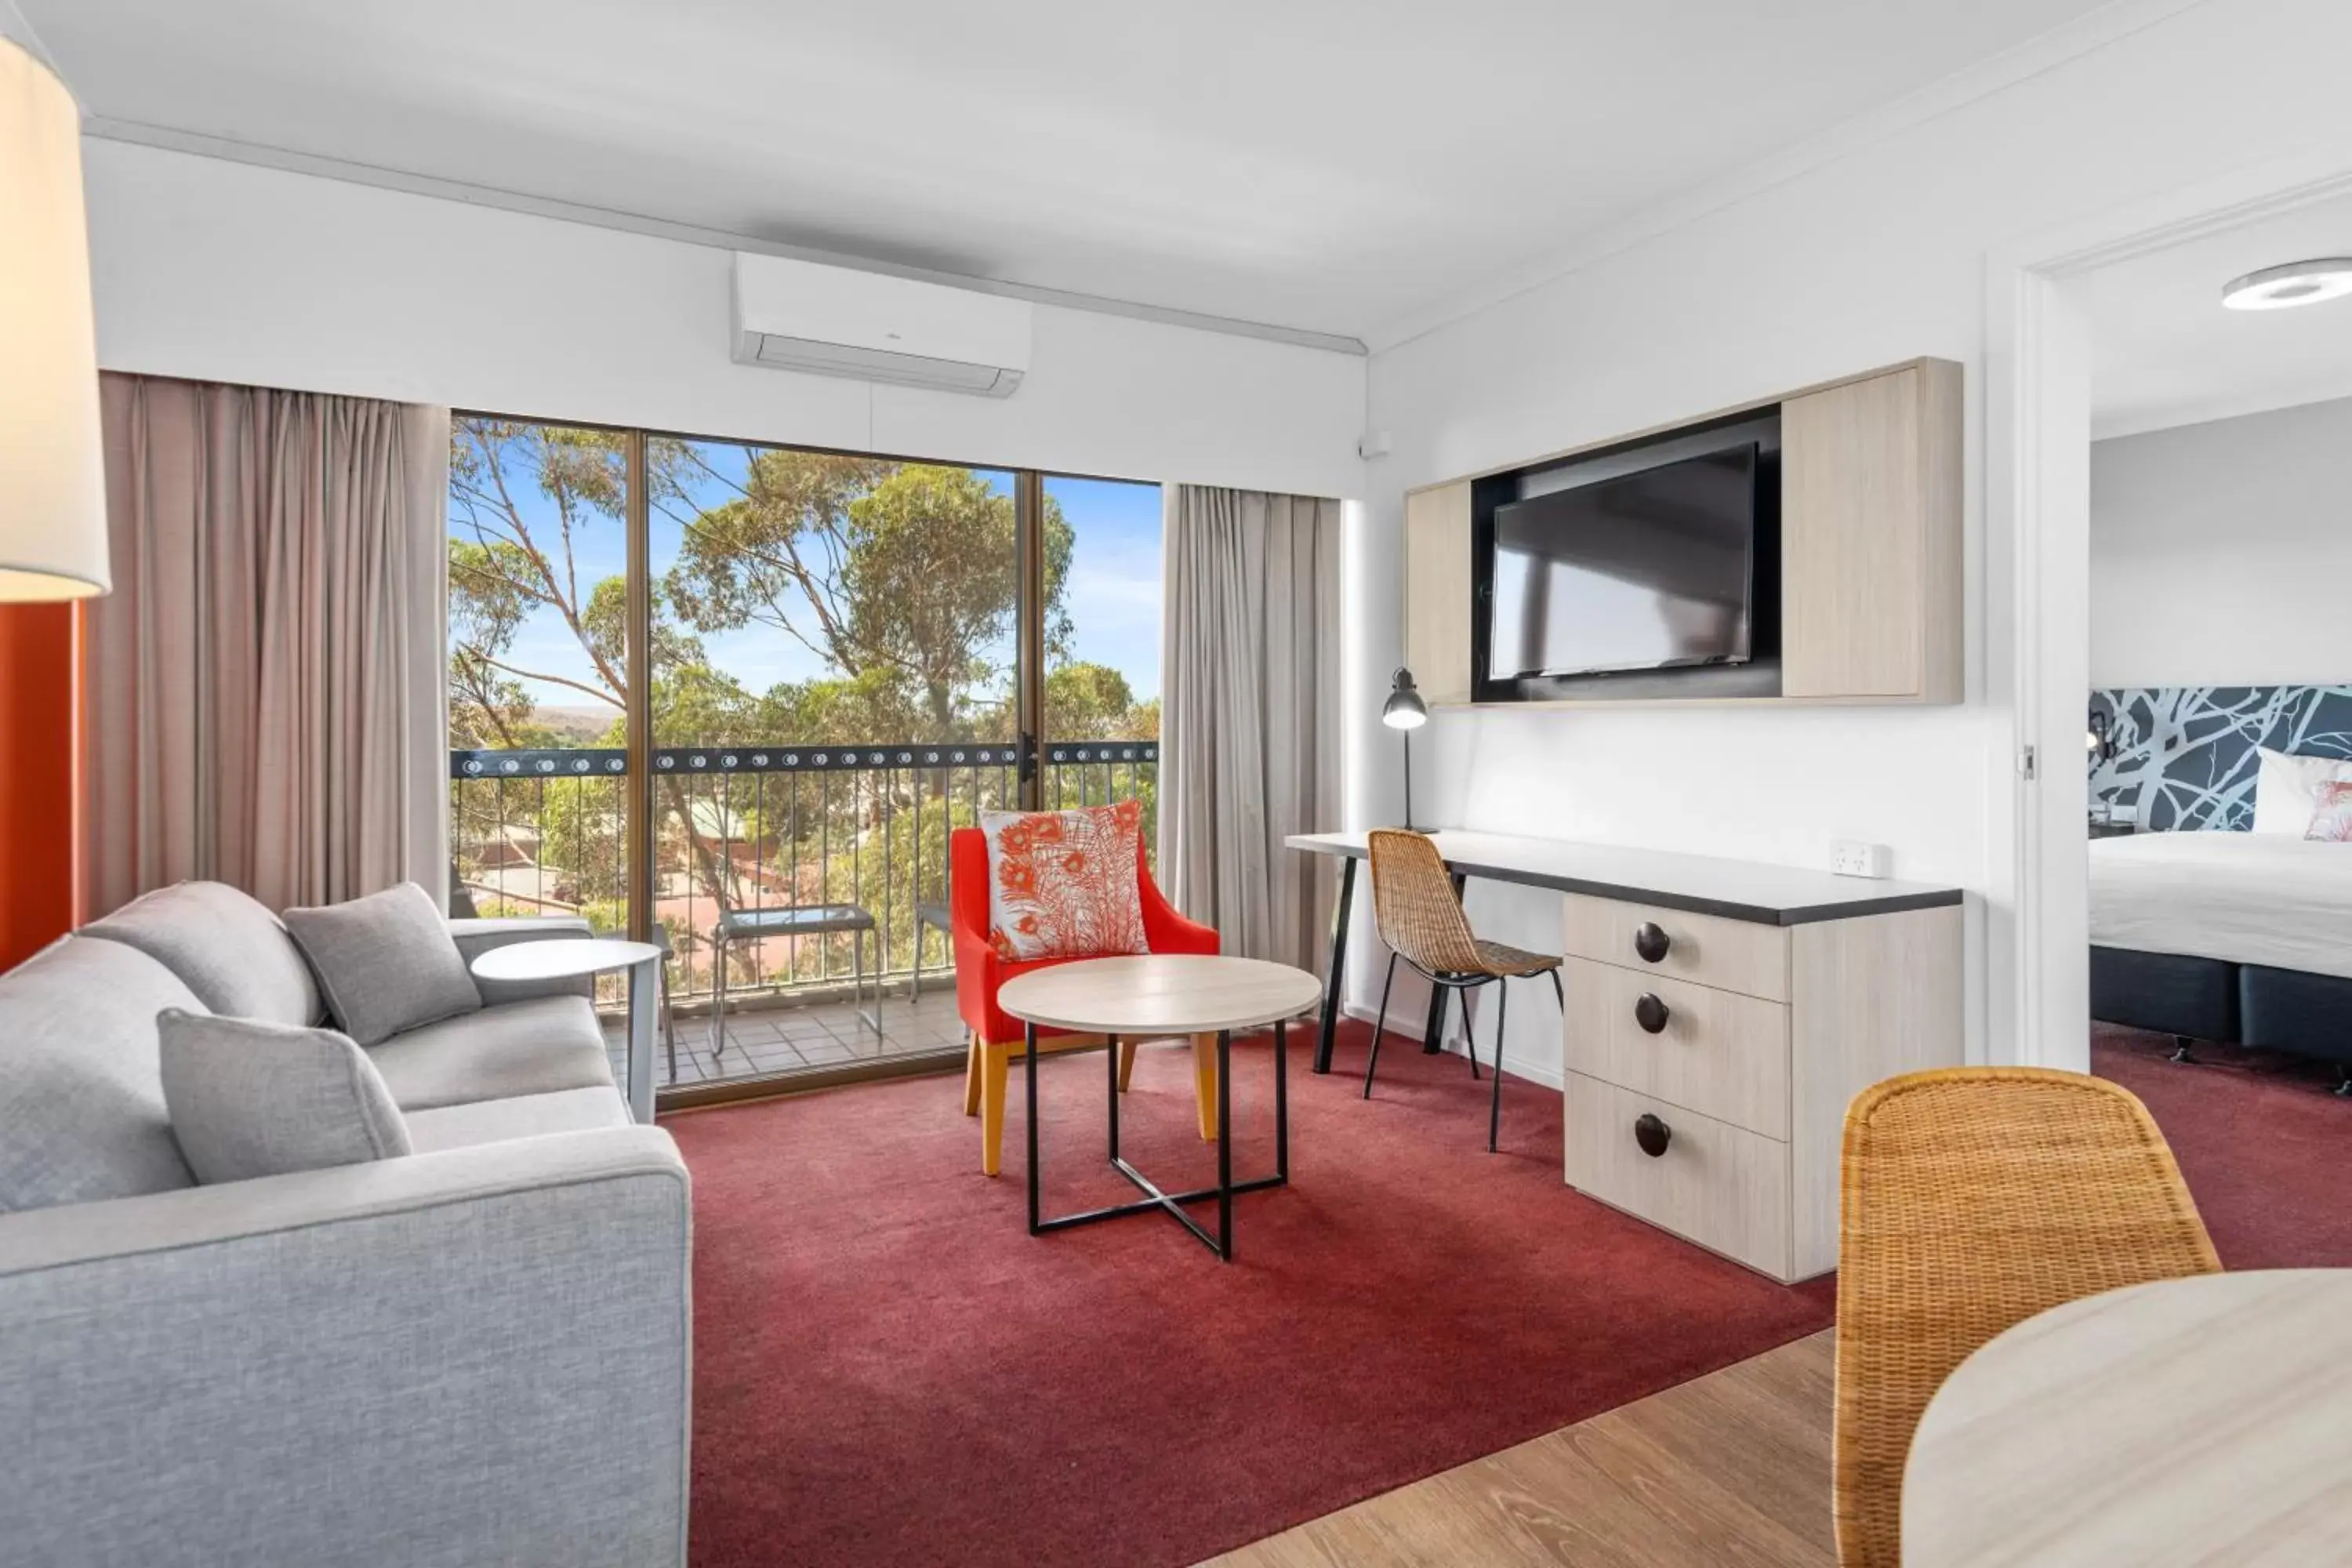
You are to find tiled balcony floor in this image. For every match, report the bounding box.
[602,984,969,1090]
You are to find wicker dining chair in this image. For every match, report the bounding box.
[1363,829,1564,1151]
[1833,1067,2222,1568]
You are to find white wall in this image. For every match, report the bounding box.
[78,140,1367,501]
[2092,397,2352,688]
[1356,0,2352,1083]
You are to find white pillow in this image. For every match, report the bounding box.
[2250,746,2352,835]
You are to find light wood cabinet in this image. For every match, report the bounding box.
[1564,960,1791,1139]
[1562,897,1963,1283]
[1567,1073,1791,1278]
[1401,481,1473,703]
[1780,361,1962,702]
[1397,356,1962,709]
[1561,893,1791,1002]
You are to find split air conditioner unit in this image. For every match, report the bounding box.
[731,252,1031,397]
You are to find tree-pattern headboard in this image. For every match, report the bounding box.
[2089,686,2352,830]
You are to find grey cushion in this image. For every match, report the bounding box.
[82,880,321,1027]
[158,1010,412,1183]
[0,936,201,1211]
[405,1086,632,1152]
[282,882,481,1047]
[368,995,615,1112]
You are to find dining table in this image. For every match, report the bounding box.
[1901,1268,2352,1566]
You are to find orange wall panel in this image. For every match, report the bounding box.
[0,601,83,970]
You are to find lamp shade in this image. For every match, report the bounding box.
[0,34,108,601]
[1381,667,1428,730]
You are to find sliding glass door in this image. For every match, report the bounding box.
[445,415,1161,1102]
[1040,475,1162,857]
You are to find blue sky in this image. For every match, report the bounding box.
[453,432,1160,727]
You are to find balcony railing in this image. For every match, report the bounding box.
[448,742,1158,1010]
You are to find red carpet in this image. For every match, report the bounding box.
[669,1021,1835,1568]
[2092,1023,2352,1270]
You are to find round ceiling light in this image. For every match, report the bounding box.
[2220,258,2352,311]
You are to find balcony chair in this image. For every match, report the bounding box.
[911,898,952,1000]
[1363,828,1564,1152]
[949,824,1221,1177]
[1833,1067,2222,1568]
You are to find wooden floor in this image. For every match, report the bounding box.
[1201,1330,1835,1568]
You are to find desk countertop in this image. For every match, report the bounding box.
[1286,829,1963,927]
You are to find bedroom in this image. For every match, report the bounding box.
[2082,198,2352,1145]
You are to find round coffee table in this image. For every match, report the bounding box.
[996,953,1322,1261]
[1903,1269,2352,1566]
[470,937,666,1124]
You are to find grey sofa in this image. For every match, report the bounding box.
[0,882,690,1568]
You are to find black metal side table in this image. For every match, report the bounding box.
[997,954,1321,1261]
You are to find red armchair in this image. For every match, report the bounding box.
[952,825,1219,1176]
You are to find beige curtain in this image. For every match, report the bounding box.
[1160,485,1342,970]
[85,375,449,916]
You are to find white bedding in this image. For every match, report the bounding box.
[2089,831,2352,981]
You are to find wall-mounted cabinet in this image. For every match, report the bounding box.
[1402,481,1475,704]
[1401,358,1962,709]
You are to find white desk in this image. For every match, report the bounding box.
[1904,1269,2352,1566]
[1286,829,1962,1073]
[1287,827,1965,1281]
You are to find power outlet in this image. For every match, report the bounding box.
[1831,840,1892,879]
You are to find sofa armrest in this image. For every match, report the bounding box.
[450,913,598,1004]
[0,1129,691,1568]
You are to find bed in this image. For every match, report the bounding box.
[2090,832,2352,1084]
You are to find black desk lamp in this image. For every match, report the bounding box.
[1382,667,1428,829]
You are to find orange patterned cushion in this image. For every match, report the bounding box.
[979,801,1149,961]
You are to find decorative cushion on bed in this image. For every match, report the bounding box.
[979,800,1149,961]
[158,1010,412,1184]
[2304,782,2352,843]
[2252,746,2352,836]
[281,883,481,1047]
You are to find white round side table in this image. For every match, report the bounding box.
[470,937,667,1124]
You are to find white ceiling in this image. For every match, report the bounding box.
[25,0,2118,346]
[2088,192,2352,440]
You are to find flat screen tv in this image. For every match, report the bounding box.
[1483,445,1759,681]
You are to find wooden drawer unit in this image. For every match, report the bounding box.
[1560,897,1964,1283]
[1563,958,1790,1139]
[1562,893,1789,1002]
[1566,1073,1791,1279]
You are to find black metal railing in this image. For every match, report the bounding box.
[448,741,1158,1006]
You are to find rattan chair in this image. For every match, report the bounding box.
[1833,1067,2222,1568]
[1363,829,1564,1151]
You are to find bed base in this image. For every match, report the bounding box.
[2092,946,2352,1094]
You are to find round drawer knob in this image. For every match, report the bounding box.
[1634,992,1671,1034]
[1634,1112,1672,1158]
[1634,922,1671,964]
